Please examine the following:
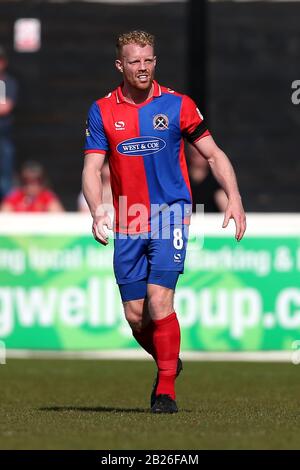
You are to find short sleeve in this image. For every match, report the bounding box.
[84,102,109,154]
[180,95,210,143]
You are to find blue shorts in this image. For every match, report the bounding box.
[113,224,189,301]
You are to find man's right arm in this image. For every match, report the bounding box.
[82,152,112,245]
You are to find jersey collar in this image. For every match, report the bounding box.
[116,80,162,104]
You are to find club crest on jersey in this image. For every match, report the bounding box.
[153,114,169,131]
[117,136,166,156]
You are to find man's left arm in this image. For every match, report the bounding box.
[193,135,246,241]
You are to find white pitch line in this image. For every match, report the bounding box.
[5,349,295,363]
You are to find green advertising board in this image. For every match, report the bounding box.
[0,214,299,351]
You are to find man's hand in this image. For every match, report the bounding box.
[92,213,112,246]
[192,136,247,241]
[222,196,246,241]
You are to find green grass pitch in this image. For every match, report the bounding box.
[1,359,300,449]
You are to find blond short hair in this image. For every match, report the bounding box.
[116,30,155,57]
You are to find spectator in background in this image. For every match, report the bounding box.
[78,158,112,212]
[0,46,18,199]
[0,161,64,212]
[187,143,228,213]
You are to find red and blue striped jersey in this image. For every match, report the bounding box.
[84,80,210,233]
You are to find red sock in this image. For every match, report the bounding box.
[152,312,180,400]
[132,321,156,359]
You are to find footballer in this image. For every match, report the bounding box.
[82,30,246,413]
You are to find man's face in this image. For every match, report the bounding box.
[115,43,156,91]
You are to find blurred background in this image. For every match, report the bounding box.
[0,0,299,211]
[0,0,299,355]
[1,0,300,451]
